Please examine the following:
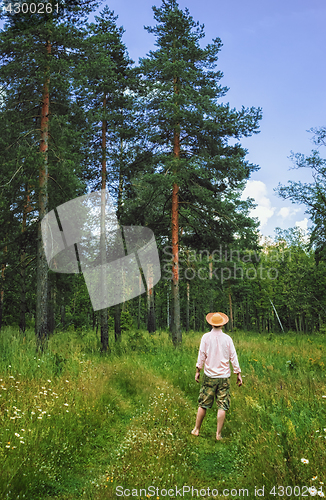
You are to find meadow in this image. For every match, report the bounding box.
[0,326,325,500]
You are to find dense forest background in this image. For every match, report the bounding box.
[1,0,326,347]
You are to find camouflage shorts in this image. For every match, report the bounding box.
[198,374,231,411]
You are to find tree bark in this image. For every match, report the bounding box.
[114,303,121,342]
[137,274,142,329]
[61,305,66,330]
[147,263,156,333]
[100,95,109,352]
[100,308,109,350]
[228,281,233,332]
[171,103,181,342]
[147,287,156,333]
[209,255,213,312]
[138,295,141,330]
[193,299,196,331]
[114,137,124,340]
[19,257,26,334]
[246,299,250,330]
[294,316,298,332]
[20,184,33,334]
[47,278,55,335]
[36,39,51,351]
[0,246,7,330]
[186,281,190,332]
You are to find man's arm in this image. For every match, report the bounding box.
[195,336,206,382]
[229,339,242,386]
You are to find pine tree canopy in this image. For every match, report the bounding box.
[132,0,262,250]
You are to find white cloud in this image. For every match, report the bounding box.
[277,206,301,219]
[295,217,309,232]
[241,180,275,227]
[277,207,290,218]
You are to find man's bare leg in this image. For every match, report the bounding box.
[191,407,206,436]
[216,409,226,440]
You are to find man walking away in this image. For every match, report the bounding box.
[191,312,242,440]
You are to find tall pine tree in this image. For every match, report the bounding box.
[0,0,100,345]
[74,7,138,347]
[137,0,262,344]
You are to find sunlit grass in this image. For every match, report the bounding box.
[0,326,325,499]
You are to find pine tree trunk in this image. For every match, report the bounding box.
[100,95,109,352]
[20,184,33,334]
[255,308,260,333]
[186,250,191,332]
[246,299,250,330]
[61,305,66,331]
[19,187,29,334]
[193,299,196,331]
[233,303,236,330]
[114,303,121,342]
[228,281,233,332]
[209,255,213,311]
[47,279,55,335]
[100,308,108,349]
[0,269,4,330]
[138,294,141,330]
[138,274,142,329]
[295,316,299,332]
[171,143,181,343]
[186,281,190,332]
[36,39,51,351]
[286,308,290,331]
[113,136,124,340]
[170,287,174,332]
[244,303,247,330]
[170,66,181,345]
[147,287,156,333]
[0,246,6,331]
[147,264,156,333]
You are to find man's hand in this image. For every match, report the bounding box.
[236,373,243,387]
[195,368,200,383]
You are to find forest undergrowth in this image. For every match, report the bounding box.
[0,326,325,499]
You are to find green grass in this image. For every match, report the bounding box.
[0,326,325,499]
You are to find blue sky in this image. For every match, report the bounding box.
[2,0,325,239]
[90,0,326,239]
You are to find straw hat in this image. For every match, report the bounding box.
[206,312,229,327]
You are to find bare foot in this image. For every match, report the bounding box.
[191,428,199,436]
[216,434,223,441]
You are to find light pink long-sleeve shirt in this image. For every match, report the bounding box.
[196,327,241,378]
